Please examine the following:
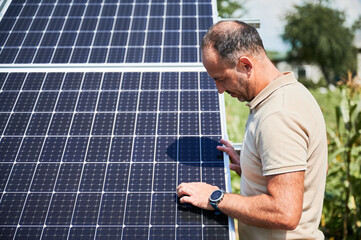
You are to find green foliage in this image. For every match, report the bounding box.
[323,82,361,239]
[217,0,245,18]
[282,2,357,84]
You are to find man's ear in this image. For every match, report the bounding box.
[237,56,253,74]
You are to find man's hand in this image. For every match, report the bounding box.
[176,182,219,210]
[217,139,242,176]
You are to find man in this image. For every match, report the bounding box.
[176,20,327,239]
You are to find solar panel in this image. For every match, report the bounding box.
[0,71,234,239]
[0,0,236,239]
[0,0,214,64]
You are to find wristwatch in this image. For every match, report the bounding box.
[209,189,225,215]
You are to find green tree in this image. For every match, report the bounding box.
[217,0,246,18]
[282,2,357,84]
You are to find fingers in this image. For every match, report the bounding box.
[220,138,233,148]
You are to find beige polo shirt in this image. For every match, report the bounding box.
[238,72,327,239]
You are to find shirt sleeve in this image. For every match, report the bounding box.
[255,111,309,176]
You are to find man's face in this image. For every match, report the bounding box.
[202,47,253,102]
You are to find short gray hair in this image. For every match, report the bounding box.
[201,20,265,66]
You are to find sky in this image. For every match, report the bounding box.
[238,0,361,53]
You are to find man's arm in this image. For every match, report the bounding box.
[177,170,304,230]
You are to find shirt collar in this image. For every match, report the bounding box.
[246,72,297,109]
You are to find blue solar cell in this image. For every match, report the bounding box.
[167,4,180,16]
[0,163,12,191]
[183,4,196,16]
[0,92,19,111]
[71,48,90,63]
[182,31,197,45]
[181,72,198,89]
[89,47,108,63]
[158,113,177,135]
[165,17,180,30]
[136,113,157,135]
[101,4,117,16]
[150,4,164,16]
[111,32,128,46]
[123,227,148,240]
[53,4,70,16]
[79,163,106,191]
[35,92,58,111]
[40,137,67,162]
[177,201,202,225]
[117,4,132,16]
[42,72,64,90]
[163,47,179,62]
[37,4,54,16]
[124,193,151,224]
[161,72,178,89]
[182,17,197,30]
[3,72,26,90]
[26,113,52,135]
[199,16,213,30]
[69,4,86,16]
[201,91,219,110]
[62,72,83,90]
[63,17,82,31]
[153,163,177,191]
[0,114,9,135]
[141,72,159,90]
[93,32,111,46]
[202,162,226,189]
[22,72,46,90]
[0,18,16,31]
[5,164,36,191]
[82,72,102,90]
[104,164,129,191]
[52,47,72,63]
[102,72,122,90]
[177,227,202,239]
[0,32,9,46]
[48,113,72,135]
[132,136,155,162]
[14,92,38,112]
[107,47,126,63]
[30,163,59,191]
[129,32,145,46]
[75,32,94,46]
[179,112,199,135]
[144,47,161,62]
[134,4,149,16]
[15,48,36,63]
[5,32,26,46]
[203,226,229,239]
[109,136,132,162]
[138,91,158,111]
[148,17,164,30]
[19,193,51,224]
[98,193,126,225]
[96,227,123,239]
[4,113,31,135]
[76,91,98,111]
[55,163,83,191]
[16,137,43,162]
[97,92,118,111]
[129,163,153,191]
[70,113,93,135]
[40,32,60,46]
[0,48,18,63]
[14,227,43,240]
[58,32,77,46]
[131,18,147,30]
[85,4,100,16]
[156,136,177,162]
[0,193,27,224]
[150,227,175,240]
[151,193,176,225]
[181,46,198,62]
[117,91,138,111]
[86,137,111,162]
[113,113,135,135]
[146,31,162,46]
[4,5,22,17]
[30,18,48,31]
[121,72,140,90]
[164,31,179,45]
[180,91,198,111]
[56,92,78,111]
[47,18,65,31]
[42,227,69,240]
[63,137,88,162]
[114,17,130,30]
[0,137,22,162]
[199,4,212,16]
[178,137,200,162]
[80,18,98,31]
[72,193,102,225]
[159,91,178,111]
[201,112,222,135]
[20,5,38,17]
[46,193,77,225]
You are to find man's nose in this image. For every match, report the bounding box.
[215,82,226,94]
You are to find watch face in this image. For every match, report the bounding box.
[210,190,223,201]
